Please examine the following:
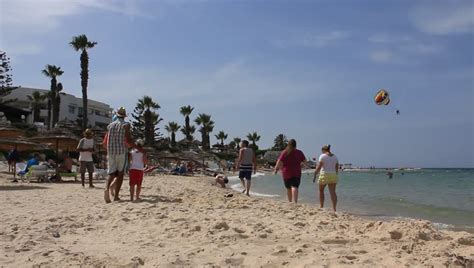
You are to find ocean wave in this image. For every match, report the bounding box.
[229,183,280,198]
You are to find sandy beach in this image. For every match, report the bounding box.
[1,170,473,267]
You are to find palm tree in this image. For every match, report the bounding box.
[41,64,64,129]
[233,137,242,150]
[132,96,162,145]
[54,82,63,126]
[179,105,195,141]
[247,131,261,151]
[214,131,228,146]
[273,134,288,150]
[165,121,181,147]
[194,113,215,150]
[27,91,45,123]
[70,34,97,131]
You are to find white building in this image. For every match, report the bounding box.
[5,87,113,129]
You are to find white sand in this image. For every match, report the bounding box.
[0,170,473,267]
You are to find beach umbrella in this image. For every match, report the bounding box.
[0,138,49,179]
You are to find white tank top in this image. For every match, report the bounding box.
[129,149,144,171]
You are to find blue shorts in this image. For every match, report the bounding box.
[239,170,252,180]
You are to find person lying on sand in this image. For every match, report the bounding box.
[213,173,229,188]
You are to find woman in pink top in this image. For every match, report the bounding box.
[274,139,307,203]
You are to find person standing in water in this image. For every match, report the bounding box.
[236,140,257,196]
[274,139,307,203]
[104,107,136,203]
[314,145,339,212]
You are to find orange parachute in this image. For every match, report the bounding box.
[374,89,390,105]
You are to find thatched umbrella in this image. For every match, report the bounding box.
[30,128,81,159]
[0,127,24,138]
[0,138,49,152]
[0,138,49,179]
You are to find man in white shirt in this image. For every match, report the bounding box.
[77,129,95,187]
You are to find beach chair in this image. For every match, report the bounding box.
[60,165,78,181]
[25,165,50,183]
[93,168,108,180]
[15,162,27,182]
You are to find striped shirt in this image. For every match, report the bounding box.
[239,147,254,171]
[107,119,129,155]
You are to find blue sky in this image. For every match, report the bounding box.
[1,0,473,167]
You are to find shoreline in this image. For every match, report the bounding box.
[1,172,473,266]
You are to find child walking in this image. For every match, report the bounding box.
[129,139,147,201]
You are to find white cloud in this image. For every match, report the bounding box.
[0,0,150,56]
[274,30,349,48]
[85,60,340,112]
[412,1,474,35]
[369,50,393,63]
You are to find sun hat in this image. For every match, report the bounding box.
[116,107,127,118]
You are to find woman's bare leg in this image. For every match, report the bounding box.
[319,184,326,208]
[328,183,337,212]
[292,187,299,203]
[287,188,292,202]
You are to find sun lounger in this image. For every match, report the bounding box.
[60,165,78,181]
[25,165,54,183]
[93,168,108,180]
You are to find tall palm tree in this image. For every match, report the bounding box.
[233,137,242,150]
[41,64,64,129]
[165,121,180,147]
[53,82,63,126]
[27,91,45,123]
[179,105,195,141]
[247,131,261,150]
[215,131,228,146]
[70,34,97,131]
[194,113,215,150]
[273,134,288,150]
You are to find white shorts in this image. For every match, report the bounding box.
[108,154,127,175]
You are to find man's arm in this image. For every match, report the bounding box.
[236,149,243,170]
[252,152,257,174]
[124,124,136,148]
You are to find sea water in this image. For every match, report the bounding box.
[229,169,474,232]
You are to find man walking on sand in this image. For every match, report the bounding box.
[236,140,257,196]
[104,107,136,203]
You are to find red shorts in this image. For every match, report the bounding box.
[129,169,144,186]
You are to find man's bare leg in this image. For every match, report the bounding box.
[89,172,94,187]
[114,171,124,201]
[245,179,251,196]
[104,174,116,203]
